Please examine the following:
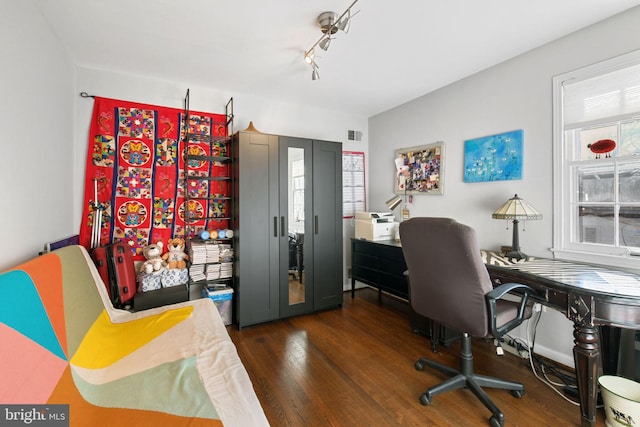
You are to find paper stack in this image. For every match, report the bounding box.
[189,264,206,282]
[189,241,207,265]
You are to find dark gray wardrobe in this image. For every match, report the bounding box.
[232,131,343,328]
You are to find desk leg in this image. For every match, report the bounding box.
[573,324,601,427]
[351,276,355,299]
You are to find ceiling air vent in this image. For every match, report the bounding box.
[347,129,363,141]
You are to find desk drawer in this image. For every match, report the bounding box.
[353,252,380,270]
[353,264,381,285]
[353,253,406,277]
[351,238,408,300]
[378,257,407,277]
[378,272,408,298]
[353,239,404,261]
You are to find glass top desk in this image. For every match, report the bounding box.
[484,252,640,427]
[351,239,640,427]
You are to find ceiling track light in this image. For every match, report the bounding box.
[304,0,359,80]
[304,50,315,64]
[308,58,320,80]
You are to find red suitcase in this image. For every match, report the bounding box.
[91,242,136,308]
[91,246,113,300]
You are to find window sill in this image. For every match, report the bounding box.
[550,248,640,274]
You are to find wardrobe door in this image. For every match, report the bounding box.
[312,140,343,310]
[234,131,280,327]
[279,136,314,318]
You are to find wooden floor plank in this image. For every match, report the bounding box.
[228,288,605,426]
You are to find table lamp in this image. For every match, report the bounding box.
[492,194,542,260]
[385,195,402,211]
[386,195,403,241]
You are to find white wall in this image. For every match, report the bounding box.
[73,66,369,287]
[369,7,640,367]
[0,0,75,270]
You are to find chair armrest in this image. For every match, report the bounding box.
[486,282,535,338]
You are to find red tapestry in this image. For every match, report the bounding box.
[79,96,229,261]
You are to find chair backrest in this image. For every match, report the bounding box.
[399,217,493,337]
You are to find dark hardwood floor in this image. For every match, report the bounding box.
[228,288,605,426]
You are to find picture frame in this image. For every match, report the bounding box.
[394,142,444,195]
[463,129,523,183]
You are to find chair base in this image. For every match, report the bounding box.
[415,333,524,427]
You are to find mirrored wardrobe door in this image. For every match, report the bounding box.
[280,137,314,317]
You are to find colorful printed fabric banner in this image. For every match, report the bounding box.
[79,97,228,261]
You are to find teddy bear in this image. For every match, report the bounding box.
[140,241,166,275]
[163,237,189,269]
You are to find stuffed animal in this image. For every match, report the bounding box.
[140,242,166,274]
[163,237,189,269]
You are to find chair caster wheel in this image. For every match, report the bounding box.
[489,415,504,427]
[419,393,431,406]
[415,360,424,371]
[511,389,524,398]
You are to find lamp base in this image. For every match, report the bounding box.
[504,250,529,262]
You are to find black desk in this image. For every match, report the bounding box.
[350,238,459,349]
[351,238,640,427]
[351,238,407,299]
[485,255,640,427]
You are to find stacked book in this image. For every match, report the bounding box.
[187,240,233,283]
[206,243,220,263]
[189,241,208,265]
[205,264,221,281]
[188,264,206,282]
[220,262,233,278]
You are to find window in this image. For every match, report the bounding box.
[552,50,640,269]
[290,158,305,233]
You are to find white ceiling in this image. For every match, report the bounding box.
[35,0,639,117]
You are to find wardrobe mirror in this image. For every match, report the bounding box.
[288,147,305,305]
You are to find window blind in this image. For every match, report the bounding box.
[563,62,640,129]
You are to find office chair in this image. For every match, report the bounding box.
[399,217,534,427]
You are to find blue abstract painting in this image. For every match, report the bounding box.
[463,130,523,183]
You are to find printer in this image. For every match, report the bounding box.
[355,212,398,241]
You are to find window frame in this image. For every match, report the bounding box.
[552,49,640,271]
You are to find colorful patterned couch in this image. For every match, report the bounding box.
[0,245,268,426]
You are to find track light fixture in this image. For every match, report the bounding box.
[304,50,315,64]
[319,35,331,51]
[304,0,359,80]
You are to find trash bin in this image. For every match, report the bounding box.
[599,375,640,427]
[201,286,234,325]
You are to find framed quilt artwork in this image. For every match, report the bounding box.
[394,142,444,195]
[78,96,229,261]
[463,129,524,183]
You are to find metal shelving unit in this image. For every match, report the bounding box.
[182,91,234,297]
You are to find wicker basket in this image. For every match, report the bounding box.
[599,375,640,427]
